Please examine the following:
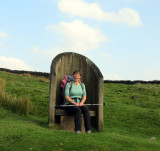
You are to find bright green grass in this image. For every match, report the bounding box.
[104,83,160,138]
[0,71,160,151]
[0,71,49,117]
[0,108,159,151]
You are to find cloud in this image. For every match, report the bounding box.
[33,19,107,58]
[33,19,107,57]
[99,52,128,68]
[0,42,4,47]
[123,0,144,2]
[0,31,9,38]
[58,0,142,27]
[142,70,160,81]
[104,74,123,80]
[0,56,33,71]
[99,52,112,61]
[0,31,9,48]
[31,45,62,59]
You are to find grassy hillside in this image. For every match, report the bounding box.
[0,71,49,117]
[0,71,160,151]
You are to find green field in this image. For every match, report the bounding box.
[0,71,160,151]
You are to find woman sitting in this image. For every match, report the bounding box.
[64,70,91,134]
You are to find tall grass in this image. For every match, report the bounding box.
[0,78,35,115]
[0,71,49,117]
[20,73,50,82]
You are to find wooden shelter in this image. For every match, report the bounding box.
[48,52,104,131]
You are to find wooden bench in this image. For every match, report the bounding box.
[55,109,96,116]
[55,109,96,132]
[48,52,104,131]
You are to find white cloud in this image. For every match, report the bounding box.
[35,19,107,57]
[32,45,63,59]
[0,56,33,71]
[33,19,107,58]
[0,41,4,47]
[123,0,144,2]
[99,52,112,61]
[58,0,142,27]
[0,31,9,38]
[142,70,160,81]
[0,31,9,48]
[104,74,123,80]
[99,52,128,68]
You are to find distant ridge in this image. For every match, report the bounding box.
[0,68,160,84]
[0,68,50,79]
[104,80,160,84]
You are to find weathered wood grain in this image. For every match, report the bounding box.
[48,52,104,131]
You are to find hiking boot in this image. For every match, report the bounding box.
[75,130,81,134]
[86,130,92,133]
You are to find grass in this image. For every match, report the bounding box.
[0,71,160,151]
[0,108,159,151]
[104,83,160,137]
[0,71,49,117]
[0,78,35,115]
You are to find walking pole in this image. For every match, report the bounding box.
[55,102,106,108]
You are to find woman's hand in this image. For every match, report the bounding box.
[75,103,80,106]
[65,96,78,106]
[79,102,84,106]
[75,102,83,107]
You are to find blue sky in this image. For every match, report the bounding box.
[0,0,160,80]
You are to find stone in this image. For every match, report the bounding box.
[150,137,156,141]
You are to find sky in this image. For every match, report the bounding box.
[0,0,160,80]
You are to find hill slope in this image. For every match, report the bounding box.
[0,71,160,151]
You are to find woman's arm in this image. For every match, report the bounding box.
[79,83,87,106]
[65,96,80,106]
[79,96,86,106]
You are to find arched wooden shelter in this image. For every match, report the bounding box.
[48,52,104,131]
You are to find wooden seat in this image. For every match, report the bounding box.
[55,109,96,116]
[55,109,96,132]
[48,52,104,131]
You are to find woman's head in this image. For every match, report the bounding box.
[73,70,81,76]
[73,70,81,82]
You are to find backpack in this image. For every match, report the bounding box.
[58,75,83,108]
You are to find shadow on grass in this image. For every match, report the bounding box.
[23,115,64,131]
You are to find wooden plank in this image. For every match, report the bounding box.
[55,109,96,117]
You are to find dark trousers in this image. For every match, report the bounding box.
[64,105,91,131]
